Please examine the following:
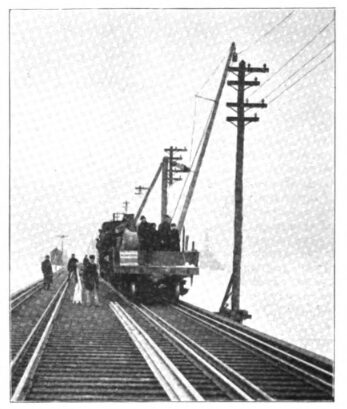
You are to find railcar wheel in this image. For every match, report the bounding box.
[129,281,137,298]
[167,282,180,303]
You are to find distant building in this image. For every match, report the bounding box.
[50,248,63,266]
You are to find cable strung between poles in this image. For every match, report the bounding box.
[264,40,334,100]
[268,52,333,105]
[239,10,295,55]
[249,16,335,97]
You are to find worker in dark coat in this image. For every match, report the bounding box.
[158,215,171,251]
[83,255,100,306]
[83,255,90,268]
[137,216,151,264]
[67,253,78,282]
[149,223,160,251]
[137,216,150,249]
[169,223,180,252]
[41,255,53,290]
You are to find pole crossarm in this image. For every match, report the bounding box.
[226,116,260,123]
[228,64,269,73]
[226,102,268,109]
[227,80,260,87]
[164,146,188,186]
[135,185,149,195]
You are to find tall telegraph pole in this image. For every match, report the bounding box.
[219,60,268,322]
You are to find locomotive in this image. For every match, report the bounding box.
[96,213,199,302]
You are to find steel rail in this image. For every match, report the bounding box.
[100,280,256,400]
[11,269,65,311]
[11,282,43,311]
[174,303,333,391]
[109,302,204,402]
[11,281,69,402]
[179,300,332,366]
[138,304,271,401]
[11,278,68,373]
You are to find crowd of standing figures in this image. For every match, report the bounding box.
[137,214,180,251]
[137,214,180,264]
[41,253,101,306]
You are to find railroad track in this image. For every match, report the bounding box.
[11,282,202,401]
[11,270,67,360]
[11,279,334,402]
[108,282,333,401]
[11,269,65,311]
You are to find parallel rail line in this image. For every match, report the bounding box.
[10,279,334,401]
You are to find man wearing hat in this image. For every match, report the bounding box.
[67,253,78,282]
[137,215,151,264]
[158,215,172,251]
[82,255,100,306]
[169,223,180,252]
[41,255,53,290]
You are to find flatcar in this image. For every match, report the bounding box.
[97,214,199,302]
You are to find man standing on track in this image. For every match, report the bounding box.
[83,255,100,307]
[67,253,78,283]
[41,255,53,290]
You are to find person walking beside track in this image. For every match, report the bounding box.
[41,255,53,290]
[83,255,100,307]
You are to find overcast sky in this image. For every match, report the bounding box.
[10,8,334,356]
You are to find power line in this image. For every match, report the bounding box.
[198,11,295,97]
[268,51,333,105]
[198,55,227,93]
[239,10,295,55]
[250,16,334,96]
[264,40,334,100]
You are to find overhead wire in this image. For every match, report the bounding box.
[268,51,333,105]
[198,55,227,94]
[250,16,335,97]
[239,10,295,55]
[264,40,334,100]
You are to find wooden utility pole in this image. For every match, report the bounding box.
[123,201,129,213]
[161,157,169,221]
[164,146,187,185]
[135,185,149,195]
[219,60,268,322]
[177,42,238,233]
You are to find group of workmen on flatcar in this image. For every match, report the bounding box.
[137,214,180,264]
[138,214,180,251]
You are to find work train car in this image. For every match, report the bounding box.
[96,214,199,302]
